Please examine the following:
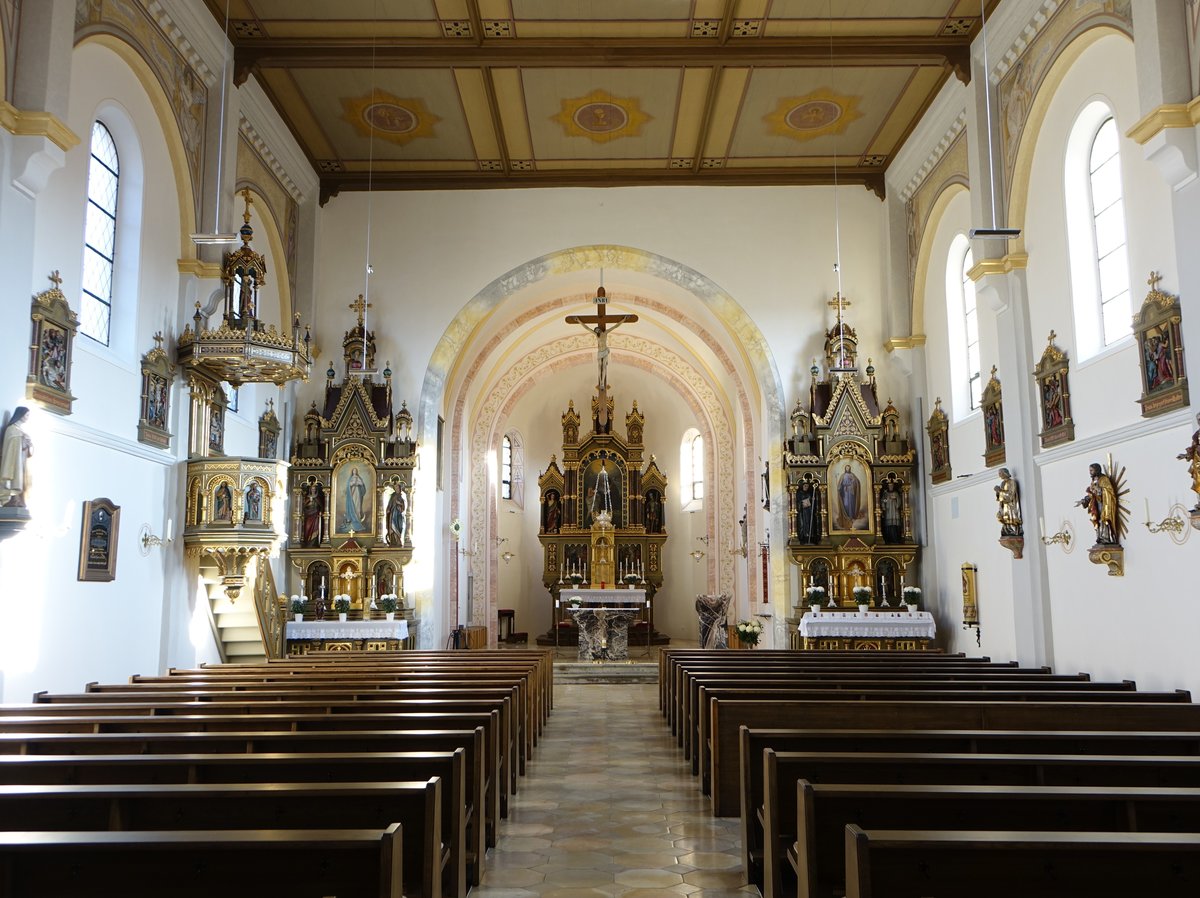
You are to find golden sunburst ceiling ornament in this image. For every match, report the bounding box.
[765,88,863,142]
[341,90,440,146]
[552,89,651,144]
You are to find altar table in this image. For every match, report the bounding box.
[561,587,646,606]
[796,610,936,652]
[567,607,640,661]
[285,618,413,654]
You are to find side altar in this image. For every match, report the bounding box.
[535,288,670,648]
[284,298,419,641]
[784,295,921,629]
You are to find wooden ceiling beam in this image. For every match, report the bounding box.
[233,37,972,72]
[318,167,886,205]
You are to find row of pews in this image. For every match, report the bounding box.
[660,648,1200,897]
[0,650,554,898]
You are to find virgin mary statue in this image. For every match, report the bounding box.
[343,466,368,532]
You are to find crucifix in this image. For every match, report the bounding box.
[828,292,852,368]
[348,294,372,326]
[565,283,638,427]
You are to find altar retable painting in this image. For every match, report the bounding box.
[333,460,375,537]
[827,456,873,533]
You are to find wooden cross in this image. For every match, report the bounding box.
[565,297,638,427]
[1147,270,1163,291]
[48,270,63,288]
[348,292,369,324]
[1047,329,1057,345]
[153,331,165,350]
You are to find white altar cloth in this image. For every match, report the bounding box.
[798,610,935,640]
[561,587,646,606]
[286,619,409,641]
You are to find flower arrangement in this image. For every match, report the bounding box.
[852,586,872,607]
[333,595,351,614]
[735,618,764,646]
[449,519,463,540]
[379,594,399,614]
[902,586,922,609]
[805,585,827,607]
[567,595,583,608]
[289,595,305,614]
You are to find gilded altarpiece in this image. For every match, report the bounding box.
[784,315,920,626]
[536,398,669,646]
[287,332,417,638]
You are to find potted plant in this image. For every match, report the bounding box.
[567,595,583,610]
[735,618,763,648]
[333,595,351,622]
[852,585,872,613]
[379,594,398,621]
[902,586,922,614]
[289,595,305,622]
[805,585,826,614]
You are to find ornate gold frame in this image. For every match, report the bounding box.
[980,367,1005,467]
[1033,331,1074,448]
[1133,271,1188,418]
[26,271,78,416]
[926,397,951,484]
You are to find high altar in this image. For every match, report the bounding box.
[783,296,922,647]
[535,291,670,647]
[284,298,419,649]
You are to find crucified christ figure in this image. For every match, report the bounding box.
[564,292,638,393]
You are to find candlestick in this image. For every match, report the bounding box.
[1145,497,1151,523]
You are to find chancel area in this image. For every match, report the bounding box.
[3,0,1200,894]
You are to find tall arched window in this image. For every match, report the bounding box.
[944,233,981,419]
[680,428,703,510]
[501,431,523,507]
[80,121,119,345]
[961,246,981,410]
[1088,117,1131,346]
[1066,102,1132,357]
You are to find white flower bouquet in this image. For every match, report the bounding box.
[735,618,764,646]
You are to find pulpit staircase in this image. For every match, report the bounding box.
[198,556,284,663]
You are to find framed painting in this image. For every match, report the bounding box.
[137,333,175,449]
[1033,331,1074,448]
[332,459,376,537]
[1134,271,1188,417]
[926,397,952,485]
[27,271,78,415]
[827,454,873,533]
[78,498,120,582]
[980,367,1005,467]
[582,455,623,527]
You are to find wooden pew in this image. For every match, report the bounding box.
[740,725,1200,895]
[0,726,498,855]
[706,699,1200,816]
[0,826,404,898]
[0,780,444,898]
[843,826,1200,898]
[0,749,474,895]
[788,782,1200,898]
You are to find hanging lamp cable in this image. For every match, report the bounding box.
[361,0,380,368]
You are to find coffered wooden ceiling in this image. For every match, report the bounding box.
[209,0,1000,203]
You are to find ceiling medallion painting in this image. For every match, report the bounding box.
[553,89,651,144]
[766,88,863,142]
[340,90,440,146]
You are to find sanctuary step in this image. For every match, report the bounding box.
[553,662,658,685]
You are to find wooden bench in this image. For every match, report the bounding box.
[0,826,405,898]
[788,782,1200,898]
[0,749,474,894]
[740,725,1200,895]
[0,779,444,898]
[707,699,1200,816]
[843,826,1200,897]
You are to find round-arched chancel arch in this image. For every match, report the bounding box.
[74,33,198,261]
[1003,25,1132,257]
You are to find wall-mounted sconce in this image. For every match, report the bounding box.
[501,550,516,565]
[1144,499,1189,544]
[1039,517,1074,552]
[690,536,707,562]
[138,520,173,555]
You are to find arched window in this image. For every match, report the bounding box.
[1066,103,1132,357]
[680,428,703,510]
[944,233,981,419]
[501,431,523,507]
[80,121,119,345]
[961,246,981,410]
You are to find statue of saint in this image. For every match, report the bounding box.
[544,491,561,534]
[994,467,1022,537]
[880,480,903,543]
[0,407,33,508]
[1178,413,1200,512]
[244,482,263,522]
[795,477,821,544]
[1077,462,1119,546]
[301,477,324,547]
[385,481,408,546]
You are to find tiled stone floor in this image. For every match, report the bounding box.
[476,683,758,898]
